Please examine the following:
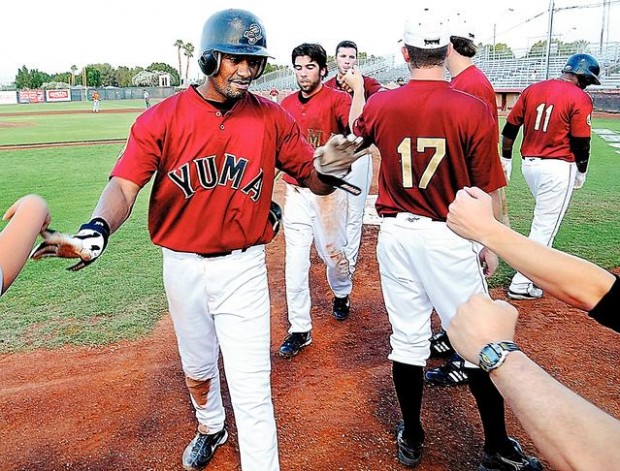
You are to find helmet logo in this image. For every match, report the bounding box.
[244,23,263,45]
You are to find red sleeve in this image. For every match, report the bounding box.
[364,76,383,98]
[467,110,507,193]
[506,89,526,127]
[570,93,594,138]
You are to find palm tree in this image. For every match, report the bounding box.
[70,65,77,86]
[174,40,184,82]
[183,42,195,84]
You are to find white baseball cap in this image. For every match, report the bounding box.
[449,12,476,41]
[402,8,450,49]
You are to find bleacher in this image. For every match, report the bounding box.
[253,42,620,92]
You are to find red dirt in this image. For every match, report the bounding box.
[1,151,619,471]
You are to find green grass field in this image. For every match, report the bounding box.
[0,102,618,352]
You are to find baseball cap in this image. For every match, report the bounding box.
[402,8,450,49]
[449,12,476,41]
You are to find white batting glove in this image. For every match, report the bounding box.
[500,157,512,183]
[313,134,365,177]
[573,171,587,189]
[31,218,110,271]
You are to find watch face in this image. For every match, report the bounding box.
[480,344,502,370]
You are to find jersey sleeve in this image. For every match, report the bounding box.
[569,94,594,138]
[506,90,526,127]
[111,116,163,188]
[588,275,620,333]
[467,108,506,192]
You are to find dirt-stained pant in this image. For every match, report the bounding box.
[283,183,351,333]
[163,245,279,471]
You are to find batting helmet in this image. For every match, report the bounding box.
[562,53,601,87]
[198,9,271,78]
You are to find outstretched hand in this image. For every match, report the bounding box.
[314,133,365,177]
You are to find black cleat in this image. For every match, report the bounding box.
[479,437,543,471]
[279,331,312,358]
[182,427,228,470]
[396,421,424,467]
[425,353,469,386]
[332,296,350,321]
[429,329,455,358]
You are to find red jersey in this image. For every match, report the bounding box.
[352,81,505,221]
[112,86,315,254]
[451,65,498,133]
[507,79,593,161]
[325,74,383,100]
[281,85,352,186]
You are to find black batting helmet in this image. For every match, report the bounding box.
[198,9,271,78]
[562,53,601,87]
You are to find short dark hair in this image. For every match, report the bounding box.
[450,36,477,58]
[405,44,449,68]
[335,40,358,55]
[291,43,328,71]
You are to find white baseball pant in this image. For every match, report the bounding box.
[162,245,279,471]
[344,153,373,276]
[510,158,576,290]
[377,213,488,368]
[283,183,351,333]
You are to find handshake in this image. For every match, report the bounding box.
[313,134,366,195]
[31,218,110,271]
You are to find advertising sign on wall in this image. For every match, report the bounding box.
[18,89,44,103]
[0,90,17,105]
[45,89,71,102]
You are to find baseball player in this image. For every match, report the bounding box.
[30,9,363,471]
[0,195,51,297]
[92,90,100,113]
[502,53,601,300]
[426,17,506,387]
[278,43,363,358]
[346,11,541,470]
[325,40,385,278]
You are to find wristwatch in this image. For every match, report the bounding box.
[478,341,521,372]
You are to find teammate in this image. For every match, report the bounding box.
[502,53,601,300]
[92,90,100,113]
[325,40,385,278]
[0,195,51,297]
[346,13,541,469]
[142,89,151,108]
[30,9,363,471]
[278,43,361,358]
[447,186,619,333]
[425,17,505,388]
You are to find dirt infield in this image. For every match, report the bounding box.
[0,165,618,471]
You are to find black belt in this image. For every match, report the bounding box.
[382,213,397,218]
[196,247,248,259]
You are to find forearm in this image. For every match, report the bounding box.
[491,352,620,470]
[91,177,140,234]
[481,222,614,310]
[0,196,49,290]
[488,189,503,223]
[349,87,365,129]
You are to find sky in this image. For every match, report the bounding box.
[0,0,618,85]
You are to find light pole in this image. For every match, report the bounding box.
[544,0,555,79]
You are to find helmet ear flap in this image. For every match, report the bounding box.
[199,51,221,76]
[255,57,267,79]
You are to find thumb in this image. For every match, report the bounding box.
[2,201,19,221]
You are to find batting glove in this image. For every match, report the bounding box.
[573,171,587,189]
[500,157,512,183]
[313,133,365,177]
[31,218,110,271]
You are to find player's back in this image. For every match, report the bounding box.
[356,81,501,220]
[510,79,592,160]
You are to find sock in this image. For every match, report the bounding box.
[392,361,425,444]
[467,368,513,454]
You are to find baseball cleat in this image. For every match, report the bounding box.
[429,330,455,358]
[332,296,350,321]
[182,427,228,470]
[478,437,543,471]
[425,353,469,386]
[507,283,543,300]
[279,331,312,358]
[396,421,424,467]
